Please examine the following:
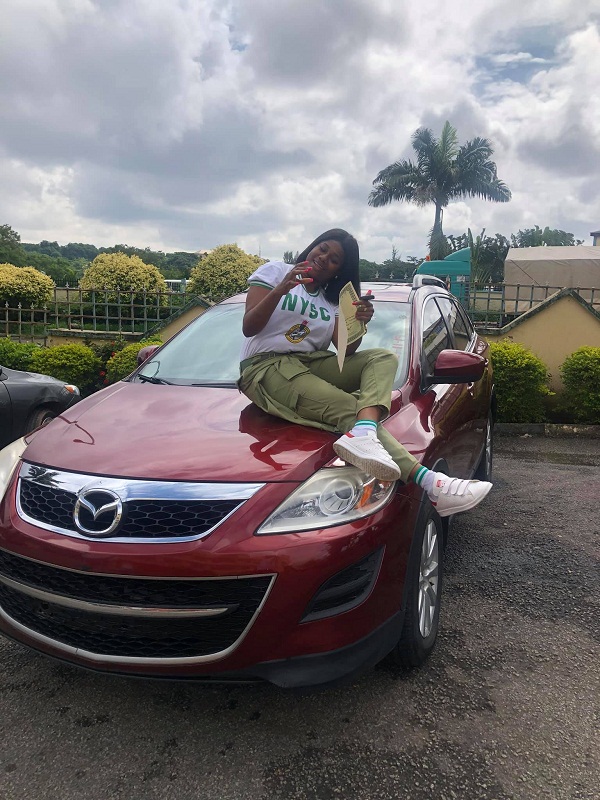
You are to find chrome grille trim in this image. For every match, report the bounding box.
[0,573,233,618]
[16,463,264,543]
[0,573,277,665]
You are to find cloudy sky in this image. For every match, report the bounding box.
[1,0,599,263]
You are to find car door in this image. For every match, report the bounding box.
[435,296,486,474]
[419,296,477,477]
[0,368,13,448]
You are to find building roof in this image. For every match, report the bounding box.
[499,288,600,333]
[506,246,600,262]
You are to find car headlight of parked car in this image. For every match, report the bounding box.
[256,466,396,534]
[62,384,80,396]
[0,438,27,503]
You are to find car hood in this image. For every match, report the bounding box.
[23,382,336,483]
[4,366,65,386]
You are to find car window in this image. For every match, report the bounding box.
[422,298,451,373]
[138,303,246,384]
[135,299,412,387]
[361,301,411,387]
[436,297,472,351]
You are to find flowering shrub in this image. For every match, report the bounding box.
[79,252,168,305]
[0,263,55,306]
[187,244,265,302]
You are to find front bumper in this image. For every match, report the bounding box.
[0,472,421,687]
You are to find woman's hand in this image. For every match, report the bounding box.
[243,263,313,337]
[352,294,374,325]
[273,262,313,297]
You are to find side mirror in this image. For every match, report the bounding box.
[425,349,486,387]
[137,344,161,366]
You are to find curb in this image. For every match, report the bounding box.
[495,423,600,438]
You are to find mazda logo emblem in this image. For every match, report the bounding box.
[73,488,123,536]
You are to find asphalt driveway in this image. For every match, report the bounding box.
[0,434,598,800]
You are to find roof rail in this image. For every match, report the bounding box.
[412,274,448,290]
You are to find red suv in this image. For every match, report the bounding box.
[0,277,494,688]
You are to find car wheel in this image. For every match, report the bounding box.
[26,408,56,433]
[391,503,443,668]
[474,411,494,481]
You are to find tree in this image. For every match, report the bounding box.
[0,224,27,266]
[369,121,511,260]
[25,253,78,285]
[510,226,584,248]
[162,251,199,280]
[187,244,265,301]
[283,250,299,264]
[447,229,509,284]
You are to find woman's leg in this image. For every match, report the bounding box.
[241,353,492,515]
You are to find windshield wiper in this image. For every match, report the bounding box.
[137,374,174,385]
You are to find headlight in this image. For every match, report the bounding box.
[256,466,396,535]
[63,384,80,395]
[0,438,27,503]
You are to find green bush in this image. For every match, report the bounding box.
[560,347,600,423]
[489,341,551,422]
[187,244,265,302]
[79,252,168,305]
[0,263,55,306]
[30,344,101,392]
[0,338,38,371]
[105,337,163,383]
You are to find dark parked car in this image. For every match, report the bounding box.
[0,364,80,449]
[0,277,494,688]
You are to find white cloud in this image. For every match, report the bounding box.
[0,0,598,265]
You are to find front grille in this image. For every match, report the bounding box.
[16,464,263,542]
[0,550,273,659]
[20,481,240,539]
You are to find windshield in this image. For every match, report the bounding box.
[135,300,411,387]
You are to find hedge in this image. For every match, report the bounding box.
[489,341,551,423]
[560,347,600,424]
[105,337,163,383]
[29,344,101,392]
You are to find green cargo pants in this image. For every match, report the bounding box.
[239,348,419,481]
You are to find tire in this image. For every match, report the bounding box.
[25,408,56,433]
[474,411,494,481]
[391,502,444,668]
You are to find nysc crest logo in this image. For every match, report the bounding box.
[285,319,311,344]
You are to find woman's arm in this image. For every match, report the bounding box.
[242,264,311,337]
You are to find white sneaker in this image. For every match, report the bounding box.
[428,472,492,517]
[333,433,401,481]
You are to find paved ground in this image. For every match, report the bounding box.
[1,435,598,800]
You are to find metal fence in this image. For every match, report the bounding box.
[3,283,600,342]
[2,286,199,342]
[467,283,600,330]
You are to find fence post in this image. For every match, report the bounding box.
[104,287,109,332]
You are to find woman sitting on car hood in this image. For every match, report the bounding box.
[238,228,491,516]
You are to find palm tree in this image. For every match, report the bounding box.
[368,121,511,260]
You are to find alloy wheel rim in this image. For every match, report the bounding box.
[418,519,439,638]
[485,419,493,476]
